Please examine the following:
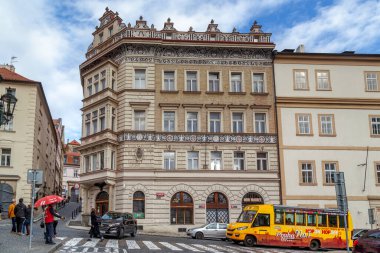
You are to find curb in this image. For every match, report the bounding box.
[47,240,65,253]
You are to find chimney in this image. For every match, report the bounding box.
[0,64,15,72]
[295,44,305,53]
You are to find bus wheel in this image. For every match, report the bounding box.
[244,235,256,247]
[309,240,320,251]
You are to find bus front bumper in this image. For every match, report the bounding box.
[226,230,245,241]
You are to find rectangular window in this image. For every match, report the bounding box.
[209,112,221,133]
[92,111,98,134]
[0,148,11,166]
[209,72,220,92]
[307,214,317,226]
[187,151,199,170]
[109,27,113,36]
[233,151,245,170]
[230,73,242,92]
[85,122,90,136]
[92,154,98,171]
[101,79,106,90]
[186,112,198,132]
[210,151,222,170]
[257,152,268,170]
[134,111,145,130]
[296,213,306,226]
[294,70,308,90]
[274,210,284,224]
[1,118,13,131]
[100,108,106,131]
[134,69,146,89]
[370,116,380,136]
[300,161,315,184]
[163,111,175,132]
[87,85,93,96]
[111,151,115,170]
[376,163,380,184]
[232,112,244,133]
[297,114,312,135]
[366,72,378,91]
[164,71,175,91]
[84,156,90,172]
[323,162,337,185]
[94,82,99,93]
[319,114,335,135]
[99,33,103,43]
[100,151,104,170]
[317,214,327,227]
[285,212,295,225]
[329,215,338,227]
[74,170,79,178]
[255,113,267,133]
[186,71,198,91]
[316,71,330,90]
[253,73,265,93]
[164,151,175,170]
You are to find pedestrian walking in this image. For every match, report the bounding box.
[22,204,31,236]
[53,211,61,237]
[89,208,103,240]
[8,199,16,233]
[44,204,64,244]
[14,198,27,235]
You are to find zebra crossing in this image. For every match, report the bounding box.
[55,237,317,253]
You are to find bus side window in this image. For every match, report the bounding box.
[285,212,295,225]
[296,213,306,226]
[275,210,284,225]
[338,215,345,228]
[317,214,327,227]
[307,214,316,226]
[253,214,270,227]
[329,215,338,228]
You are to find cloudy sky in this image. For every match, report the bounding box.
[1,0,379,142]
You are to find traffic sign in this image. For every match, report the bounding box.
[27,169,43,185]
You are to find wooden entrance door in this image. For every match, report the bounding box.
[95,191,109,216]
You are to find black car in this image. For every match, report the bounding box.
[99,212,137,239]
[353,229,380,253]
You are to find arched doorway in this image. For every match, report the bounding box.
[170,192,193,224]
[0,183,13,217]
[206,192,229,223]
[242,192,264,209]
[133,191,145,219]
[70,187,78,202]
[95,191,109,216]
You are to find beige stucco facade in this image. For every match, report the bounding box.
[78,9,280,233]
[274,52,380,229]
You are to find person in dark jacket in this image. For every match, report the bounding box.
[14,198,26,235]
[44,204,64,244]
[89,208,103,240]
[22,205,31,235]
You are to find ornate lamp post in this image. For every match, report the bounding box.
[0,87,17,127]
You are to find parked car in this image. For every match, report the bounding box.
[352,229,369,242]
[186,223,228,240]
[99,211,137,239]
[353,229,380,253]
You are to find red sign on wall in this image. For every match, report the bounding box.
[156,192,165,197]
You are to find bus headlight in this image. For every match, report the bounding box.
[237,226,248,231]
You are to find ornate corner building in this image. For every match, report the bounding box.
[78,8,280,232]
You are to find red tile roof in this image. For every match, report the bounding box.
[0,68,36,82]
[68,140,81,146]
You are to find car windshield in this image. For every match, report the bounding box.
[237,210,257,223]
[101,213,123,221]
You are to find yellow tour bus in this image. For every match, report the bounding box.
[226,204,353,251]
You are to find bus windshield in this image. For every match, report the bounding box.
[237,210,257,223]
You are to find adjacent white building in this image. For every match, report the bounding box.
[274,51,380,229]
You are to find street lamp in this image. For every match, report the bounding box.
[0,87,17,127]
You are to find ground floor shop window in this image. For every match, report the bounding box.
[242,192,264,209]
[170,192,193,224]
[206,192,229,223]
[133,191,145,219]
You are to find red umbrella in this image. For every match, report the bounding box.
[34,195,64,208]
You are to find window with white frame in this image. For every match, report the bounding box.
[134,69,146,89]
[301,162,314,184]
[84,156,90,172]
[316,71,330,90]
[232,112,244,133]
[294,70,308,90]
[257,152,268,170]
[134,110,146,130]
[92,111,98,134]
[234,151,245,170]
[297,114,311,135]
[164,151,176,170]
[92,153,98,171]
[370,116,380,136]
[376,163,380,184]
[99,107,106,131]
[210,151,222,170]
[186,71,198,91]
[163,111,175,132]
[186,112,198,132]
[255,113,267,133]
[0,148,11,166]
[253,73,265,93]
[87,85,93,96]
[230,73,242,92]
[209,72,220,92]
[1,118,13,131]
[366,73,378,91]
[319,115,334,135]
[209,112,221,133]
[94,81,99,93]
[187,151,199,170]
[324,162,337,184]
[164,71,175,91]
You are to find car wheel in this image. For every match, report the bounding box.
[243,235,256,247]
[131,227,137,237]
[195,232,204,240]
[117,228,124,239]
[309,240,320,251]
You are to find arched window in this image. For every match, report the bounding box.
[133,191,145,219]
[242,192,264,209]
[170,192,193,224]
[95,191,109,216]
[206,192,229,223]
